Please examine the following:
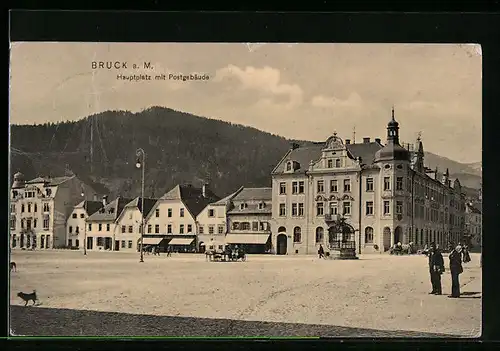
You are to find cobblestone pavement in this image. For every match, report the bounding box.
[9,250,481,337]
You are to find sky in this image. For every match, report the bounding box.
[9,43,482,163]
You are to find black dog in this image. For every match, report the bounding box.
[10,262,16,272]
[17,290,37,306]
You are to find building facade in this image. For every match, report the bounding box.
[66,200,103,249]
[270,109,467,255]
[465,202,482,250]
[144,184,220,252]
[85,196,134,251]
[196,186,243,252]
[225,187,273,253]
[114,197,157,251]
[10,173,99,250]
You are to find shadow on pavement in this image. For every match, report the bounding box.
[10,305,464,338]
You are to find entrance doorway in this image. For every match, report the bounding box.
[20,234,25,248]
[277,234,287,255]
[383,227,391,251]
[394,226,402,245]
[104,237,112,250]
[87,237,93,250]
[44,235,49,249]
[115,240,120,251]
[40,235,45,249]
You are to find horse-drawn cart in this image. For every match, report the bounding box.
[205,246,246,262]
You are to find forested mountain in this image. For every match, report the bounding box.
[10,106,481,199]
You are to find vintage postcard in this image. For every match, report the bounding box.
[9,42,482,337]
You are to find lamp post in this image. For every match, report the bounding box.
[136,148,146,263]
[81,190,87,255]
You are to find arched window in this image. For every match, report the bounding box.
[365,227,374,243]
[315,227,324,243]
[278,226,286,233]
[293,227,301,243]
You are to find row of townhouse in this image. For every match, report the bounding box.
[64,183,275,254]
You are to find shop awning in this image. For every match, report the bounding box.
[225,234,270,245]
[142,237,163,245]
[168,238,194,245]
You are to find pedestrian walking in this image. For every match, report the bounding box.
[428,242,445,295]
[462,245,471,264]
[318,244,325,259]
[448,245,464,298]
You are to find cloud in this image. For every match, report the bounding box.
[214,64,303,108]
[311,92,363,109]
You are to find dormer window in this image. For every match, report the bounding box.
[109,208,114,214]
[240,203,248,210]
[286,162,292,171]
[327,159,333,168]
[46,189,52,196]
[335,159,341,168]
[12,190,18,198]
[258,202,266,210]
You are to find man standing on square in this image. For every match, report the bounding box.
[428,242,445,295]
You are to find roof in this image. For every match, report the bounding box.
[374,142,411,163]
[26,176,73,186]
[232,187,272,202]
[272,145,323,175]
[123,197,158,217]
[212,187,244,205]
[82,200,104,216]
[467,203,482,214]
[86,197,134,222]
[346,142,384,165]
[159,184,220,218]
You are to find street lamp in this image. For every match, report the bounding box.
[136,148,146,263]
[81,190,87,255]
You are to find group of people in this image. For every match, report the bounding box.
[428,242,471,298]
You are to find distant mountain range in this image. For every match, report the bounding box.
[10,107,482,199]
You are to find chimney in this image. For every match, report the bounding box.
[291,142,300,150]
[102,195,108,207]
[363,137,370,144]
[375,138,381,144]
[345,139,351,145]
[202,183,208,198]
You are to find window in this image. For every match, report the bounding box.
[366,178,374,192]
[21,204,25,213]
[258,203,265,210]
[292,182,298,194]
[75,239,79,248]
[167,224,172,234]
[317,202,324,216]
[180,208,185,217]
[10,204,15,213]
[106,223,110,231]
[218,225,224,234]
[384,177,391,191]
[168,208,172,217]
[316,227,324,243]
[69,226,73,234]
[121,240,126,248]
[335,159,341,168]
[279,182,286,195]
[75,226,79,234]
[28,203,31,212]
[121,224,127,233]
[396,177,403,191]
[26,219,32,230]
[317,180,325,193]
[240,203,248,210]
[330,180,338,192]
[34,204,37,212]
[187,224,192,233]
[46,189,52,196]
[208,209,215,217]
[80,213,85,218]
[279,203,286,216]
[383,201,390,215]
[180,224,185,234]
[298,203,304,216]
[68,239,73,247]
[88,223,92,231]
[293,227,301,243]
[155,224,160,234]
[34,219,37,228]
[72,213,77,218]
[343,202,351,215]
[147,224,152,233]
[21,219,24,229]
[344,179,351,192]
[298,181,305,194]
[127,225,132,233]
[98,224,102,231]
[327,159,333,168]
[292,203,298,216]
[208,225,214,234]
[199,226,204,234]
[396,201,403,215]
[241,222,251,230]
[329,202,338,215]
[365,227,374,243]
[155,209,160,217]
[286,162,292,171]
[43,216,50,229]
[97,237,104,246]
[366,201,374,215]
[128,241,133,249]
[10,217,15,230]
[252,222,259,231]
[44,203,50,212]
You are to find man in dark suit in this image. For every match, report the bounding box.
[448,245,464,298]
[428,242,445,295]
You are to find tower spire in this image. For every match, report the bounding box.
[392,105,395,121]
